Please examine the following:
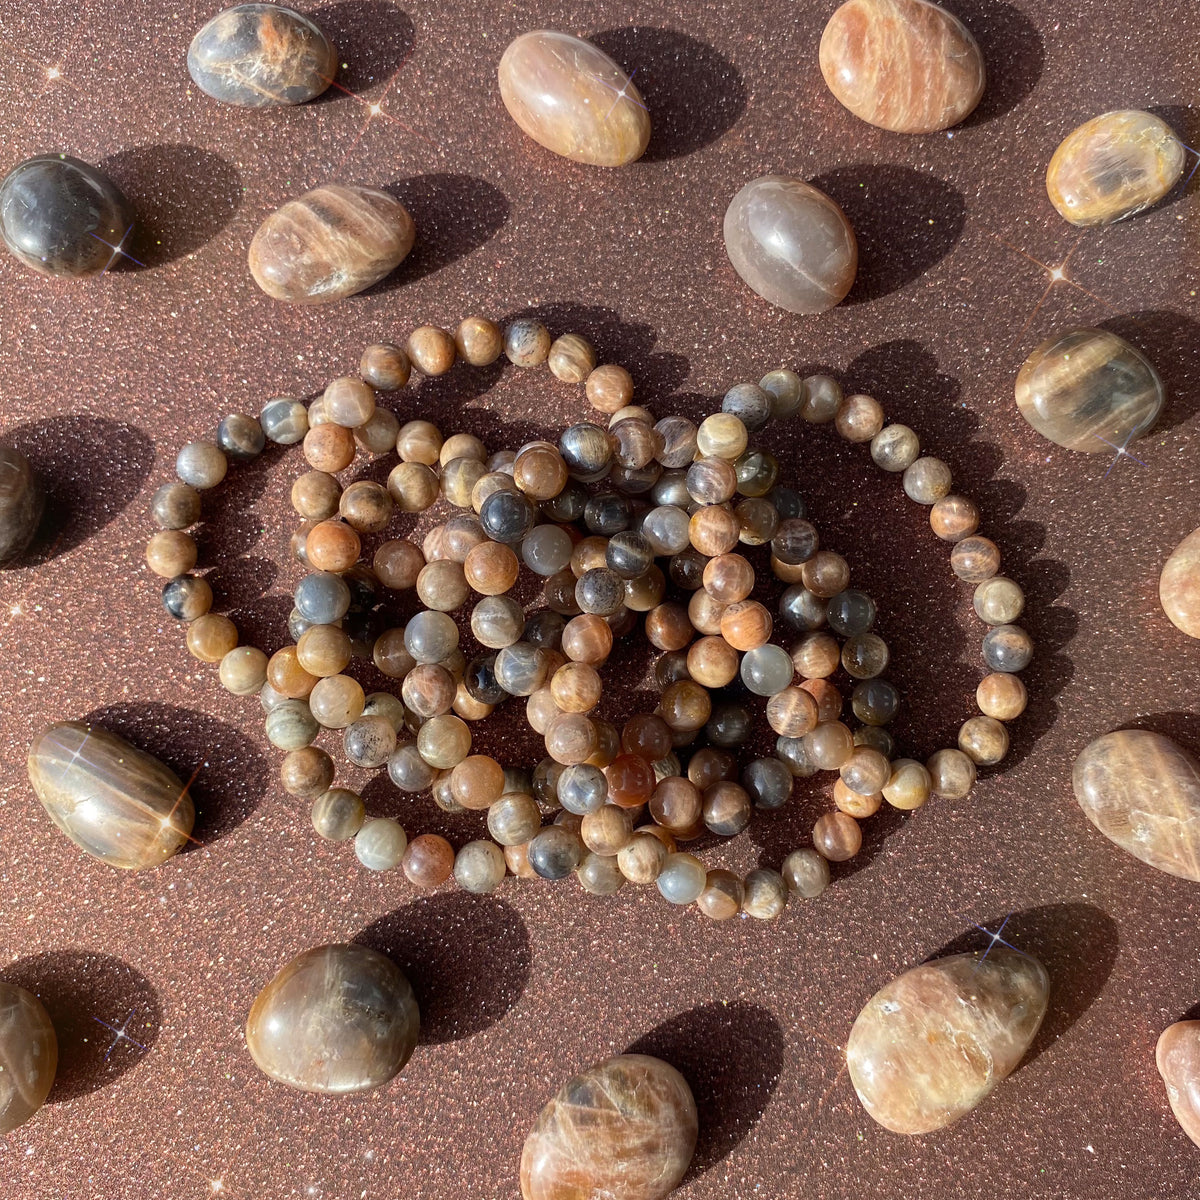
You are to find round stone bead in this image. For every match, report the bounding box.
[813,811,862,861]
[246,944,418,1093]
[902,456,952,504]
[528,825,585,880]
[265,700,319,751]
[742,868,789,920]
[453,839,506,893]
[951,536,1001,583]
[656,853,707,904]
[294,572,351,624]
[782,848,830,898]
[0,154,136,277]
[248,184,415,304]
[404,610,459,664]
[958,715,1009,766]
[927,748,976,799]
[819,0,986,133]
[176,441,227,489]
[722,383,774,432]
[1047,110,1185,227]
[260,397,309,444]
[219,646,268,695]
[0,982,57,1133]
[976,672,1027,721]
[870,424,920,472]
[723,175,857,314]
[882,759,932,811]
[777,737,814,777]
[454,316,503,366]
[343,715,397,768]
[740,643,795,696]
[973,576,1025,625]
[150,479,201,531]
[498,31,651,167]
[929,495,980,542]
[1015,326,1163,453]
[520,1055,697,1200]
[577,852,626,895]
[697,869,744,919]
[827,589,876,636]
[982,624,1034,673]
[281,747,335,798]
[1157,1022,1200,1149]
[851,678,901,726]
[1160,526,1200,639]
[836,393,885,442]
[217,412,266,461]
[187,3,336,106]
[354,817,408,871]
[309,674,365,729]
[402,834,456,888]
[161,574,212,621]
[504,319,552,367]
[743,757,794,809]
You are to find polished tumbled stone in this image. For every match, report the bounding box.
[521,1053,698,1200]
[1157,1021,1200,1148]
[819,0,986,133]
[847,947,1049,1134]
[1014,326,1164,453]
[28,721,195,870]
[498,30,650,166]
[246,943,419,1094]
[0,445,43,566]
[0,154,135,277]
[1160,527,1200,640]
[0,982,57,1134]
[1073,729,1200,881]
[724,176,857,314]
[1047,110,1184,227]
[248,184,415,303]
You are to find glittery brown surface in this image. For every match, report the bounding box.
[0,1,1197,1197]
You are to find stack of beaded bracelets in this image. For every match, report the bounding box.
[145,314,1032,921]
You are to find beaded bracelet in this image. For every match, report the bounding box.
[145,316,1031,920]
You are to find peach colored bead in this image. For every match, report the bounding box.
[813,810,862,861]
[883,759,932,811]
[767,686,820,737]
[976,672,1028,721]
[686,636,739,688]
[834,777,882,818]
[835,393,884,442]
[303,422,356,472]
[407,325,456,376]
[585,364,635,413]
[720,600,772,651]
[791,631,841,678]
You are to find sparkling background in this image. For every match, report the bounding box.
[0,1,1197,1197]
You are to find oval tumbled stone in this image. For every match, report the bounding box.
[1073,729,1200,881]
[0,445,43,567]
[246,943,419,1094]
[188,3,336,107]
[1046,110,1184,227]
[0,982,57,1134]
[1014,326,1164,453]
[819,0,985,133]
[1157,1021,1200,1148]
[1160,527,1200,640]
[28,721,195,870]
[520,1053,697,1200]
[248,184,415,304]
[498,31,650,167]
[724,176,858,314]
[847,947,1049,1134]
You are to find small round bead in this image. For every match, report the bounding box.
[402,664,456,719]
[703,781,751,835]
[743,757,793,809]
[780,586,827,632]
[294,572,351,625]
[360,342,411,390]
[840,746,891,796]
[308,674,365,729]
[982,624,1034,673]
[930,495,980,542]
[528,825,584,880]
[323,376,376,428]
[687,747,736,790]
[487,793,542,844]
[642,602,691,652]
[340,480,393,533]
[782,848,831,898]
[464,541,520,595]
[545,713,598,766]
[706,701,751,748]
[405,610,459,664]
[504,319,551,367]
[560,766,611,819]
[804,721,855,770]
[689,506,740,557]
[260,397,309,444]
[440,433,487,466]
[656,852,707,903]
[659,680,712,733]
[771,518,819,566]
[417,714,472,769]
[616,832,667,884]
[354,817,407,871]
[454,840,507,893]
[974,577,1025,625]
[357,408,402,455]
[951,536,1001,583]
[686,636,739,688]
[720,599,772,651]
[870,424,920,472]
[722,383,773,432]
[291,471,341,521]
[467,596,522,650]
[801,678,843,723]
[902,456,952,504]
[577,567,626,617]
[407,325,456,376]
[977,672,1028,721]
[605,753,656,809]
[455,316,503,365]
[882,759,932,811]
[186,613,238,663]
[146,530,197,578]
[697,869,744,920]
[795,552,847,600]
[687,457,738,505]
[388,742,436,791]
[835,393,884,442]
[548,333,597,382]
[827,589,876,636]
[686,592,723,638]
[151,481,202,529]
[696,412,748,460]
[162,574,212,621]
[513,447,569,501]
[703,553,754,603]
[834,778,881,818]
[386,461,439,513]
[842,632,889,679]
[396,419,442,465]
[414,560,467,611]
[604,531,652,581]
[649,777,702,835]
[401,834,455,888]
[560,613,612,666]
[734,449,778,497]
[851,678,901,726]
[176,441,227,489]
[736,497,780,547]
[800,375,842,423]
[219,646,268,695]
[282,747,335,797]
[267,646,318,699]
[585,364,635,413]
[813,811,862,861]
[741,644,794,696]
[767,686,819,737]
[311,788,366,841]
[305,520,360,573]
[303,423,356,473]
[655,416,698,468]
[742,868,788,919]
[958,715,1010,766]
[927,748,977,798]
[342,716,397,768]
[759,369,804,419]
[550,662,602,713]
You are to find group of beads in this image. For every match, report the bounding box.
[145,314,1033,921]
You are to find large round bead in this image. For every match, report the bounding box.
[248,184,415,303]
[846,948,1049,1134]
[245,943,419,1094]
[818,0,985,133]
[723,176,857,314]
[27,721,195,870]
[1157,1021,1200,1149]
[520,1053,697,1200]
[0,445,43,566]
[0,983,57,1134]
[498,31,650,166]
[0,154,135,277]
[1014,326,1164,453]
[187,3,337,107]
[1160,527,1200,639]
